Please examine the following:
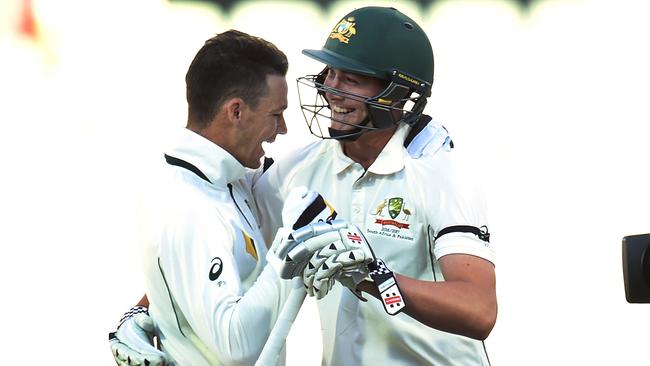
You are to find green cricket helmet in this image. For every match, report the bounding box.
[297,6,434,140]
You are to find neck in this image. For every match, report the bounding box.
[340,126,397,170]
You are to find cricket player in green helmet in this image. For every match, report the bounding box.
[260,6,497,365]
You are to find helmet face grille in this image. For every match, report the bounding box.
[296,69,429,141]
[297,72,376,140]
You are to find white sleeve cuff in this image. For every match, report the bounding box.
[433,232,495,265]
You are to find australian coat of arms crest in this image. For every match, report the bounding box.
[330,17,357,44]
[372,197,411,229]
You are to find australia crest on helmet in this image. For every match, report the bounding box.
[330,17,357,44]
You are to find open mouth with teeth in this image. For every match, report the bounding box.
[331,105,354,114]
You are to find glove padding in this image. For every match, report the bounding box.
[281,186,337,230]
[109,306,171,366]
[267,187,340,278]
[302,222,375,299]
[270,220,353,280]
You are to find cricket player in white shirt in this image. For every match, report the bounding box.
[253,6,497,365]
[109,6,497,366]
[113,30,374,366]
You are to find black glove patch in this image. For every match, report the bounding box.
[369,259,405,315]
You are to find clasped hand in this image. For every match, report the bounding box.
[270,186,376,301]
[299,221,375,300]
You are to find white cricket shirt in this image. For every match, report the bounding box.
[253,122,495,366]
[140,128,292,365]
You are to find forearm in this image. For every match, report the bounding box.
[358,274,496,340]
[227,265,294,337]
[396,274,497,340]
[157,249,293,363]
[192,264,294,364]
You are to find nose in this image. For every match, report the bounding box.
[276,115,287,135]
[324,76,343,103]
[324,72,342,90]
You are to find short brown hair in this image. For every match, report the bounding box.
[185,30,288,128]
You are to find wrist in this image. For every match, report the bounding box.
[118,305,149,329]
[357,280,377,295]
[266,227,292,275]
[368,259,406,315]
[136,294,149,307]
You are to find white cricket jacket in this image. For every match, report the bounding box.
[139,128,292,365]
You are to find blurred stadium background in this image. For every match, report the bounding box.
[1,0,649,364]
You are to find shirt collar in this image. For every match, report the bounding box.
[331,140,356,174]
[330,123,411,175]
[166,127,246,184]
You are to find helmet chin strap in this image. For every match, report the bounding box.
[327,116,372,141]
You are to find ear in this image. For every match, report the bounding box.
[223,98,245,124]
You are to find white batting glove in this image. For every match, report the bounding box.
[267,187,341,278]
[302,222,375,300]
[281,186,338,229]
[109,306,171,366]
[269,220,351,279]
[334,269,373,301]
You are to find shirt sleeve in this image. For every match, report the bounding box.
[428,152,496,265]
[157,203,293,365]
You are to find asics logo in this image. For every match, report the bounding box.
[209,257,223,281]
